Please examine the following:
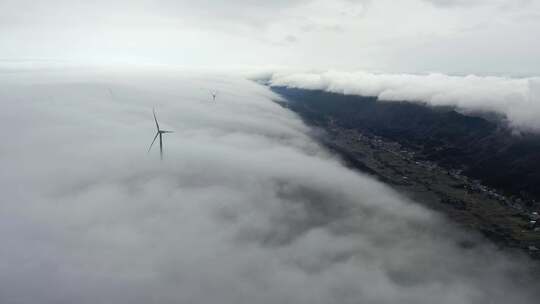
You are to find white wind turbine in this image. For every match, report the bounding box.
[148,108,174,160]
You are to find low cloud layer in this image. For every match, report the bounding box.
[0,68,538,303]
[267,70,540,132]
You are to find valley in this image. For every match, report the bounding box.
[273,86,540,258]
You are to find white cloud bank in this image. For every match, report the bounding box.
[267,70,540,132]
[0,68,538,304]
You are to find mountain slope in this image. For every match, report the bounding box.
[273,86,540,206]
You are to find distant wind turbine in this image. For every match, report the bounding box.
[148,108,174,160]
[211,91,217,102]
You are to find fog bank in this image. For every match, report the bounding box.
[0,68,538,303]
[267,70,540,132]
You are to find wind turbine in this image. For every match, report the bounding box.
[148,108,174,160]
[211,91,217,102]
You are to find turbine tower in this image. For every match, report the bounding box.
[148,108,173,160]
[211,91,217,102]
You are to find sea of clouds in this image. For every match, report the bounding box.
[266,70,540,132]
[0,67,538,304]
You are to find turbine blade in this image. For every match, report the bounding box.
[148,132,159,153]
[153,108,160,131]
[162,130,174,133]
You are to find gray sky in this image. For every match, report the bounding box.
[1,0,539,75]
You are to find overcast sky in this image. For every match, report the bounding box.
[1,0,539,75]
